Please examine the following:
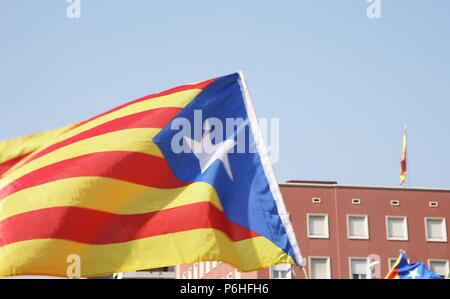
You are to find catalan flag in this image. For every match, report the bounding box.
[0,72,303,277]
[400,126,407,185]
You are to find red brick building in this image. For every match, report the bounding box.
[176,180,450,279]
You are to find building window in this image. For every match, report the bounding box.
[307,214,329,239]
[309,257,331,279]
[386,216,408,241]
[429,201,439,208]
[187,267,192,279]
[270,264,292,279]
[347,215,369,240]
[349,258,368,279]
[428,260,450,279]
[425,218,448,242]
[352,198,361,205]
[312,197,322,204]
[182,272,187,279]
[390,200,400,206]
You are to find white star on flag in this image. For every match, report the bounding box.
[184,120,236,180]
[408,268,420,279]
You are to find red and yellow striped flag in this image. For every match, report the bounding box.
[400,127,407,185]
[0,73,303,278]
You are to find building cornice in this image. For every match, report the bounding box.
[280,182,450,193]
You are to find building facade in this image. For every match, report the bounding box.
[176,180,450,279]
[119,267,175,279]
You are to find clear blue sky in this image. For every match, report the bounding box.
[1,1,449,188]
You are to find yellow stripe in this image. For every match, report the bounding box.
[7,89,202,176]
[0,229,294,277]
[0,128,161,190]
[61,89,199,139]
[402,133,407,152]
[0,178,222,222]
[0,123,79,165]
[385,253,402,279]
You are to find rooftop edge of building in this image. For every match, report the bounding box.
[281,180,450,193]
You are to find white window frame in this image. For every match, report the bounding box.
[308,256,331,279]
[428,259,450,278]
[425,217,448,242]
[193,263,198,279]
[234,269,241,279]
[307,213,330,239]
[205,261,211,274]
[348,257,369,279]
[385,216,409,241]
[199,262,205,278]
[347,214,369,240]
[270,264,292,279]
[270,267,280,279]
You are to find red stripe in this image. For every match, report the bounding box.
[17,107,182,168]
[386,268,398,279]
[401,158,407,174]
[75,78,215,128]
[0,153,31,177]
[0,202,259,246]
[0,151,187,202]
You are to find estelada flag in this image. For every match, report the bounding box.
[0,72,303,277]
[385,251,441,279]
[400,127,407,185]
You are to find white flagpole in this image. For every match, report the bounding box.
[237,71,305,268]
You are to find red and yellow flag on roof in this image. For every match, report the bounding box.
[0,73,303,278]
[400,127,407,185]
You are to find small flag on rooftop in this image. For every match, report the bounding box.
[400,126,407,185]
